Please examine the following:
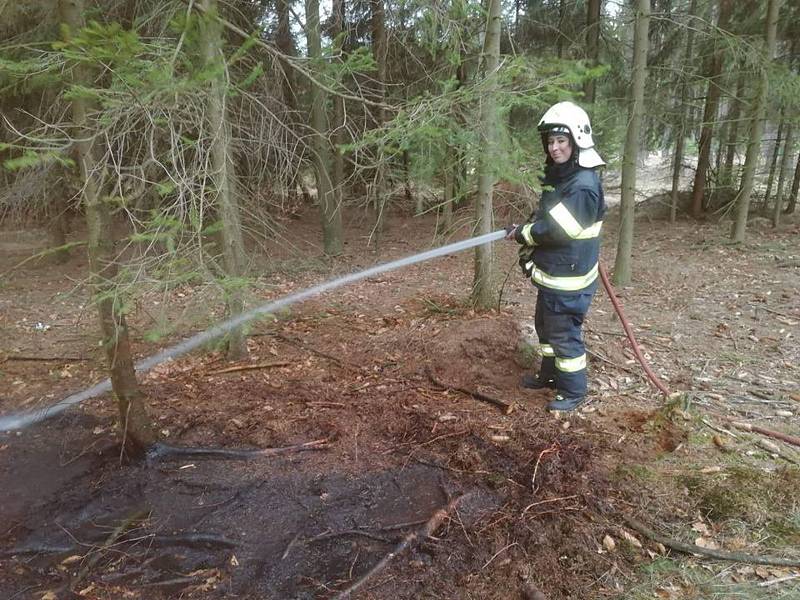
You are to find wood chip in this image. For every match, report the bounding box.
[621,529,642,548]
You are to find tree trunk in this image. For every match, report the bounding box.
[276,0,297,110]
[442,159,454,233]
[46,208,70,264]
[370,0,387,245]
[722,72,745,188]
[332,0,346,217]
[689,0,731,218]
[276,0,300,207]
[786,151,800,214]
[613,0,650,286]
[471,0,501,309]
[199,0,249,361]
[59,0,154,455]
[305,0,343,255]
[669,0,698,223]
[583,0,602,104]
[731,0,781,242]
[763,118,784,213]
[772,124,794,226]
[556,0,567,58]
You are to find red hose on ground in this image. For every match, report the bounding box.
[598,263,671,397]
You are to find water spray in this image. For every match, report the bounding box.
[0,229,507,431]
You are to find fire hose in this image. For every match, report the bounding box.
[0,229,668,431]
[598,262,670,397]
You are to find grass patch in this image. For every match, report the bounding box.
[680,465,800,544]
[622,559,800,599]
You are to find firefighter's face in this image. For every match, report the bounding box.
[547,134,572,164]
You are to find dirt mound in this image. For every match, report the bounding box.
[428,314,520,386]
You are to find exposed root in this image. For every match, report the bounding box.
[332,493,471,599]
[146,533,238,549]
[622,515,800,567]
[426,366,513,415]
[146,438,329,461]
[68,508,149,592]
[207,361,291,375]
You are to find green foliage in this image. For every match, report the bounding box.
[2,149,74,171]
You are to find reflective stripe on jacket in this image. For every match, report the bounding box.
[515,167,605,295]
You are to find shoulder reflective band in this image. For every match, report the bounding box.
[555,353,587,372]
[548,202,603,239]
[520,223,535,246]
[531,262,599,291]
[540,344,555,357]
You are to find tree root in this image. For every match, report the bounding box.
[147,533,237,549]
[332,493,471,599]
[147,438,329,461]
[425,366,513,415]
[622,515,800,567]
[68,508,149,592]
[207,361,291,375]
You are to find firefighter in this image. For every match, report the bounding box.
[506,101,606,412]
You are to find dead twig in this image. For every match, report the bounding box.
[586,349,645,380]
[281,532,302,560]
[730,422,800,449]
[207,361,291,375]
[700,417,738,439]
[332,493,471,599]
[530,444,559,494]
[308,529,390,544]
[425,366,513,415]
[522,495,578,516]
[69,508,149,592]
[146,533,238,549]
[758,574,800,587]
[1,354,90,363]
[747,303,798,319]
[622,515,800,567]
[147,438,329,461]
[481,542,518,570]
[274,333,362,372]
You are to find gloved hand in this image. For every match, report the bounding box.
[504,224,518,240]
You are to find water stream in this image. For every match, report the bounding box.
[0,229,507,431]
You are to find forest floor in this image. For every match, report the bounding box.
[1,192,799,600]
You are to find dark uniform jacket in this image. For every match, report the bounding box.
[515,162,605,295]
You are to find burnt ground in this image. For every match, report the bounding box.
[1,197,799,600]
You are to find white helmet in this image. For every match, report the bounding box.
[538,101,605,168]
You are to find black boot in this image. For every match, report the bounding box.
[547,394,588,412]
[520,374,556,390]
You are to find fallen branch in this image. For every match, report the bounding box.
[730,422,800,449]
[622,515,800,567]
[425,366,513,415]
[333,493,470,599]
[147,438,329,461]
[147,532,238,549]
[281,532,302,560]
[207,361,291,375]
[1,544,75,558]
[69,508,149,592]
[586,349,645,380]
[700,418,738,439]
[1,354,89,363]
[275,333,362,372]
[308,529,390,544]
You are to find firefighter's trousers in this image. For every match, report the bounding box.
[534,290,593,398]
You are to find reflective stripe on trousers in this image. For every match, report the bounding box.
[534,290,593,398]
